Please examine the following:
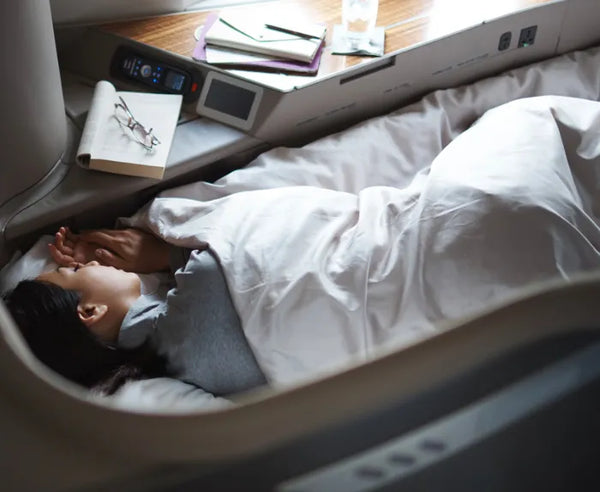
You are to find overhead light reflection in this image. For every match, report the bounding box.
[425,0,524,39]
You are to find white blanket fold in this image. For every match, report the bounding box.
[125,95,600,387]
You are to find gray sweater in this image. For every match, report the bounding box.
[118,247,267,396]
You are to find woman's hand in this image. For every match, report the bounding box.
[49,226,171,273]
[49,227,101,266]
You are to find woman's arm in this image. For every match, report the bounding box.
[49,226,170,273]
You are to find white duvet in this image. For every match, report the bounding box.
[125,94,600,388]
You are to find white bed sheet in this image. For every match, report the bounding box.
[3,45,600,408]
[126,93,600,388]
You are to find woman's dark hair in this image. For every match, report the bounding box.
[3,279,168,395]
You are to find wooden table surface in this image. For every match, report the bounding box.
[101,0,553,78]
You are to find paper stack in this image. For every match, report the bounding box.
[193,13,326,75]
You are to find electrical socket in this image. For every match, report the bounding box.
[498,31,512,51]
[518,25,538,48]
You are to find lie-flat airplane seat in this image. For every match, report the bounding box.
[1,272,599,491]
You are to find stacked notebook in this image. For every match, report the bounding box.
[193,13,326,75]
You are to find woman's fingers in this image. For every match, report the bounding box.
[94,248,127,269]
[54,230,74,255]
[48,243,74,266]
[79,230,127,251]
[62,226,79,249]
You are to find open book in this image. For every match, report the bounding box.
[76,81,182,179]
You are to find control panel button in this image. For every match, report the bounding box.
[140,64,152,78]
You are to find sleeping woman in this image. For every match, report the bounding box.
[3,95,600,397]
[4,227,268,395]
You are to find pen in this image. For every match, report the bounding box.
[264,23,323,40]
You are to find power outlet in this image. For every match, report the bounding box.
[498,31,512,51]
[518,25,538,47]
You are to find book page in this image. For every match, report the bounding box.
[76,80,116,166]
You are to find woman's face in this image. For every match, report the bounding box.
[37,261,141,341]
[38,261,140,297]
